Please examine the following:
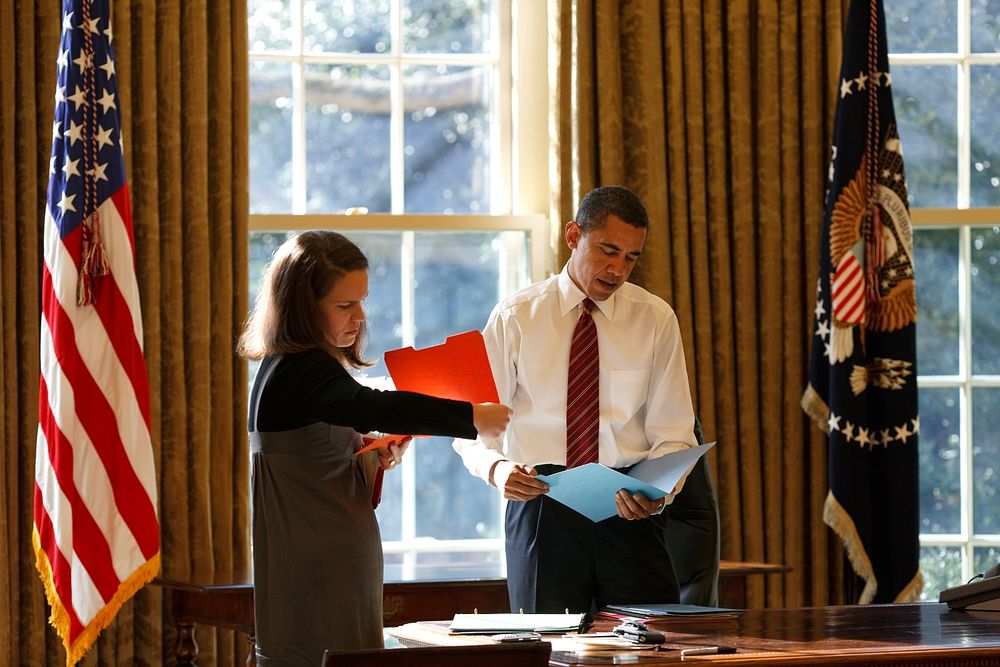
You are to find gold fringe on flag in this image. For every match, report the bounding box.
[800,384,830,433]
[823,491,923,603]
[33,527,160,667]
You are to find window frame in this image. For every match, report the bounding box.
[246,0,551,216]
[247,0,553,582]
[888,0,1000,589]
[911,210,1000,586]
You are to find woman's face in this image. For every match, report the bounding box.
[317,269,368,348]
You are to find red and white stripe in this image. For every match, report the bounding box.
[832,251,866,325]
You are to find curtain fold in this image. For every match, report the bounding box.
[0,1,249,664]
[550,0,847,608]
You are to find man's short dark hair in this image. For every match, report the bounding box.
[574,185,649,232]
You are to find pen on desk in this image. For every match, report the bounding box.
[680,645,737,657]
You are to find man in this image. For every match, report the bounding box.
[454,185,699,613]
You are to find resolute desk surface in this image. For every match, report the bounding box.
[391,603,1000,666]
[155,561,789,665]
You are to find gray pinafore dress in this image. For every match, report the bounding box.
[251,357,383,666]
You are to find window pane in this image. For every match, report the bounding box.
[893,64,958,208]
[414,435,501,539]
[249,231,298,305]
[404,66,492,213]
[384,550,504,581]
[403,0,492,54]
[304,0,391,54]
[375,467,403,541]
[974,546,1000,576]
[919,387,961,534]
[413,550,504,580]
[970,66,1000,207]
[973,388,1000,535]
[305,64,392,213]
[914,228,959,375]
[413,232,522,345]
[971,0,1000,54]
[250,62,294,213]
[384,552,404,579]
[919,546,963,600]
[249,0,292,52]
[885,0,957,53]
[359,236,404,542]
[971,226,1000,373]
[411,231,530,540]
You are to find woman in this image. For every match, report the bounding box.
[238,231,510,665]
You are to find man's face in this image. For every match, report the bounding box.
[565,214,646,301]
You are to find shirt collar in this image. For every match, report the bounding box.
[557,264,616,321]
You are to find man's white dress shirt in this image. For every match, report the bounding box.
[454,266,698,499]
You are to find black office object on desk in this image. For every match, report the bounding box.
[939,564,1000,612]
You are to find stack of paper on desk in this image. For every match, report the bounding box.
[448,612,586,634]
[536,442,715,522]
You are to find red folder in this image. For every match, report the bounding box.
[354,331,498,457]
[355,433,411,456]
[384,330,500,404]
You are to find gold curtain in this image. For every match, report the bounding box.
[0,1,249,664]
[551,0,848,608]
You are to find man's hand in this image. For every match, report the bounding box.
[615,489,665,520]
[490,460,549,501]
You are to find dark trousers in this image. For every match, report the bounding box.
[504,464,679,614]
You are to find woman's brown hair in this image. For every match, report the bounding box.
[238,230,372,368]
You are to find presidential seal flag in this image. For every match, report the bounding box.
[35,0,160,664]
[801,0,921,604]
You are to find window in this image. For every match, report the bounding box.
[247,0,550,581]
[887,0,1000,598]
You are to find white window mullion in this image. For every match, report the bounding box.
[291,0,307,214]
[391,63,405,215]
[494,0,512,214]
[400,228,417,579]
[400,451,418,580]
[391,0,405,214]
[959,224,974,581]
[393,0,415,579]
[957,0,971,209]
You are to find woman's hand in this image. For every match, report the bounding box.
[472,403,512,438]
[377,438,412,471]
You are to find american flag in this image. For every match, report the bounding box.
[34,1,159,664]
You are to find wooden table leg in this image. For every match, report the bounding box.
[175,620,198,666]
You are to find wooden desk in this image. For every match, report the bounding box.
[156,561,787,666]
[716,559,789,608]
[392,603,1000,666]
[155,577,255,666]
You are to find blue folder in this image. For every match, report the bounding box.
[535,442,715,522]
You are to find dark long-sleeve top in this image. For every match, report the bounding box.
[249,349,478,439]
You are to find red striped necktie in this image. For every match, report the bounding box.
[566,298,600,468]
